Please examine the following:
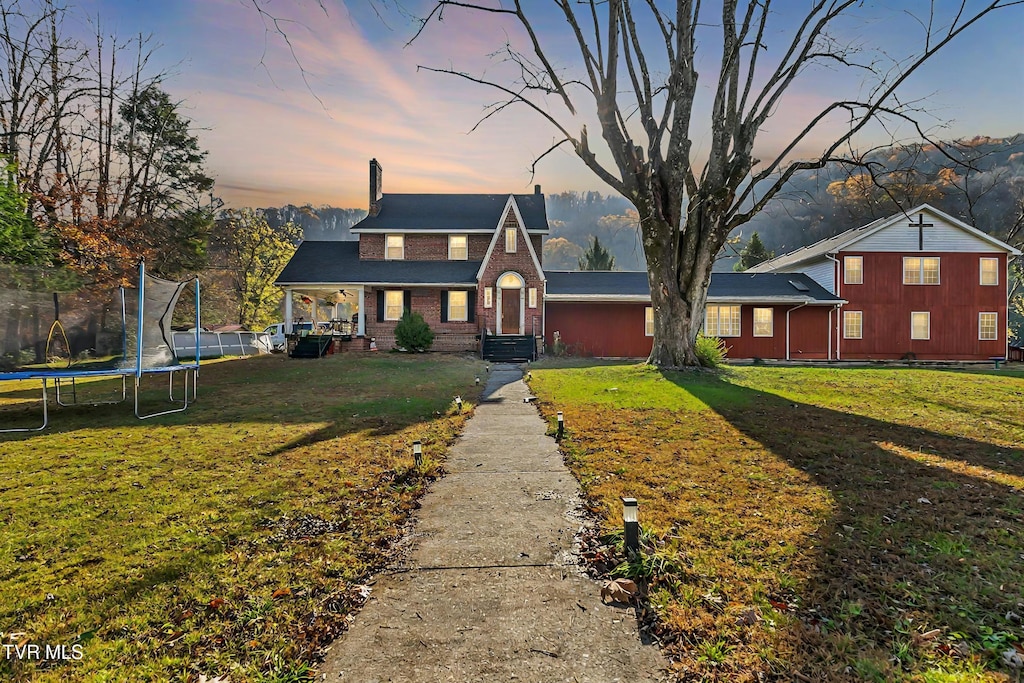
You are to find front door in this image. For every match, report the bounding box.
[501,288,521,334]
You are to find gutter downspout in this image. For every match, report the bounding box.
[786,302,808,361]
[825,254,841,360]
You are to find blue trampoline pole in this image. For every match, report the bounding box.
[137,261,145,378]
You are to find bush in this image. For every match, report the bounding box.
[394,312,434,352]
[695,333,727,367]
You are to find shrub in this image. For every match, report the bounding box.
[394,312,434,352]
[695,333,727,367]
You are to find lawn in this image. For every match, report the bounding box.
[0,353,484,682]
[528,361,1024,682]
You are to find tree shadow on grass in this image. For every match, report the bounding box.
[667,372,1024,680]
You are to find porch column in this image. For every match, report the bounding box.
[285,289,293,333]
[357,287,366,337]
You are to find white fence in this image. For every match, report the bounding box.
[173,331,272,359]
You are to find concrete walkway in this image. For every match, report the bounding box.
[319,365,666,682]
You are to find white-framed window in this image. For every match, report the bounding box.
[753,307,774,337]
[979,312,998,340]
[505,227,517,253]
[528,287,537,308]
[843,311,862,339]
[705,304,741,337]
[980,257,999,286]
[844,256,863,285]
[903,256,940,284]
[448,234,468,260]
[644,307,654,336]
[384,290,404,321]
[483,287,493,308]
[385,234,404,260]
[911,311,930,340]
[448,291,468,322]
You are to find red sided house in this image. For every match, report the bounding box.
[747,204,1021,361]
[275,163,1018,362]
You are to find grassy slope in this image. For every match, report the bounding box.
[529,362,1024,682]
[0,353,483,682]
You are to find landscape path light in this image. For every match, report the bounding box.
[622,497,640,555]
[556,411,564,440]
[455,396,463,412]
[475,376,480,385]
[413,440,423,468]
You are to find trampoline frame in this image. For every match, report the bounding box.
[0,262,201,433]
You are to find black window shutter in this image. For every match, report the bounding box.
[403,290,412,316]
[468,291,475,323]
[440,291,449,323]
[376,290,385,322]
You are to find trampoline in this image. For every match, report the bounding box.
[0,262,200,433]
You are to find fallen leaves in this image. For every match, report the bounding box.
[600,578,638,604]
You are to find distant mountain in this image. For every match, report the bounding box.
[262,204,367,241]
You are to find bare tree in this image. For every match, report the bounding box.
[414,0,1022,366]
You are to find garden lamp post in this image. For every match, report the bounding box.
[622,497,640,555]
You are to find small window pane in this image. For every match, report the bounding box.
[449,235,468,260]
[385,290,404,321]
[979,312,998,340]
[980,258,999,286]
[386,234,404,260]
[505,228,517,252]
[844,256,863,285]
[922,258,940,284]
[843,311,862,339]
[903,257,921,284]
[644,307,654,336]
[484,287,493,308]
[448,291,468,321]
[753,308,773,337]
[911,312,930,340]
[528,287,537,308]
[498,273,522,288]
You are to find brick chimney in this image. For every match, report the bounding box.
[369,159,383,216]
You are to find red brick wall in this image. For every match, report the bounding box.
[358,233,492,261]
[363,285,478,352]
[476,210,544,336]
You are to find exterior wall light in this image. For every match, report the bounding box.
[622,497,640,555]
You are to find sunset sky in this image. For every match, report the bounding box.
[77,0,1024,210]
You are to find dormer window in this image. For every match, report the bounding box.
[385,234,404,260]
[449,235,468,260]
[505,228,517,253]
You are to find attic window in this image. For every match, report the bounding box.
[789,280,810,292]
[505,228,517,253]
[385,234,404,260]
[449,235,468,260]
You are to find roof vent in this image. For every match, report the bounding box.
[788,279,810,292]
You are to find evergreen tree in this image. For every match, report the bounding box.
[734,232,773,271]
[577,235,615,270]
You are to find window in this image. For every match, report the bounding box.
[385,234,404,260]
[980,257,999,286]
[844,256,863,285]
[753,307,774,337]
[449,235,468,260]
[384,290,404,321]
[484,287,493,308]
[528,287,537,308]
[448,291,468,322]
[505,228,517,253]
[911,311,930,340]
[979,312,998,340]
[903,257,940,284]
[705,304,741,337]
[843,311,862,339]
[645,307,654,336]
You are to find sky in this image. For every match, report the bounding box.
[71,0,1024,210]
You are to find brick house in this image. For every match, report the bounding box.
[275,165,1018,361]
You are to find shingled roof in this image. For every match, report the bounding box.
[351,194,549,233]
[275,241,481,286]
[545,271,842,304]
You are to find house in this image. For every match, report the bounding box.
[747,204,1021,360]
[275,164,1018,362]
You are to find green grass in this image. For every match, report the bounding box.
[529,361,1024,682]
[0,353,484,682]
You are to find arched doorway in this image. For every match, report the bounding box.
[496,271,524,335]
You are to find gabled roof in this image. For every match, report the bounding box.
[545,271,843,304]
[475,195,545,282]
[748,203,1021,272]
[351,193,549,233]
[275,241,480,286]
